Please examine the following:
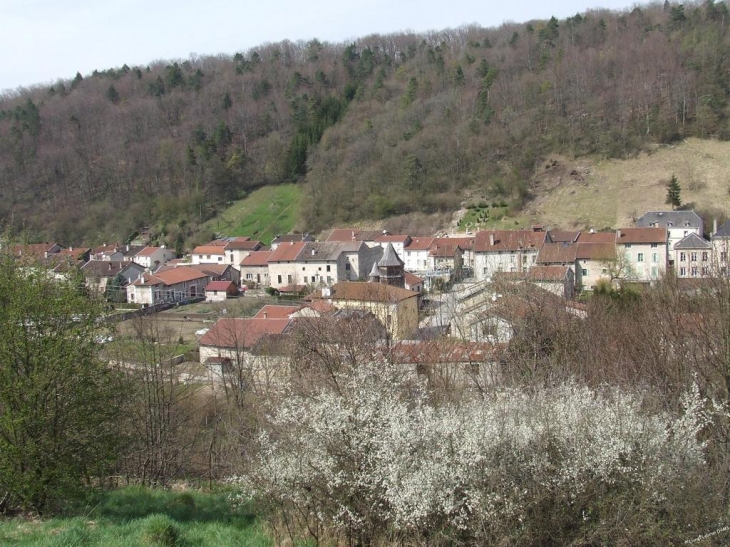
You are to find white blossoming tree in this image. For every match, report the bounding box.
[236,360,712,545]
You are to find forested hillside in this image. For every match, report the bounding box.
[1,1,729,246]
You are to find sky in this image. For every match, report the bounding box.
[1,0,641,93]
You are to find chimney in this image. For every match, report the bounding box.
[108,263,112,271]
[263,311,268,319]
[617,229,622,239]
[714,218,718,235]
[351,230,355,240]
[311,249,316,256]
[489,233,495,246]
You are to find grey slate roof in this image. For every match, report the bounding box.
[636,211,703,229]
[714,220,730,238]
[297,241,362,262]
[378,243,404,267]
[369,261,381,279]
[673,233,712,250]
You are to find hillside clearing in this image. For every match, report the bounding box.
[203,185,303,244]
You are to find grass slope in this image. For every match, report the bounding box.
[0,487,271,547]
[203,185,302,245]
[453,138,730,234]
[527,139,730,230]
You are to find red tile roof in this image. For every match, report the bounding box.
[404,272,423,287]
[268,241,306,262]
[374,234,412,244]
[616,227,667,244]
[576,231,616,243]
[136,246,169,257]
[192,245,226,256]
[537,242,578,264]
[134,266,209,286]
[433,236,475,250]
[205,281,236,292]
[576,243,616,261]
[474,230,546,252]
[224,240,262,251]
[240,250,273,267]
[199,317,290,349]
[254,305,302,319]
[404,237,435,251]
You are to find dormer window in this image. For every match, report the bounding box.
[667,222,673,227]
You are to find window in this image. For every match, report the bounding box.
[302,266,305,271]
[277,275,282,284]
[722,252,728,262]
[637,253,644,262]
[230,255,234,263]
[287,275,292,283]
[345,263,350,271]
[680,267,686,276]
[303,276,308,283]
[680,252,686,262]
[652,253,658,263]
[702,267,709,276]
[327,276,332,283]
[326,265,331,272]
[625,244,632,249]
[218,256,223,262]
[246,273,252,279]
[691,267,698,276]
[651,243,658,248]
[691,252,697,261]
[702,252,708,262]
[582,269,588,276]
[206,255,211,259]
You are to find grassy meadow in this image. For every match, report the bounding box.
[203,184,303,244]
[0,487,271,547]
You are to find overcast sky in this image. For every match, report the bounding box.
[1,0,640,92]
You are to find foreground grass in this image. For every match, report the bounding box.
[0,487,271,547]
[204,184,303,244]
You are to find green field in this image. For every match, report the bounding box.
[0,487,271,547]
[204,185,303,244]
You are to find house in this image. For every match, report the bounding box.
[673,233,713,278]
[312,282,420,340]
[575,242,616,290]
[374,233,412,257]
[473,229,547,281]
[292,241,383,287]
[388,340,503,389]
[267,241,308,289]
[205,280,238,302]
[191,245,226,265]
[615,228,667,282]
[326,228,382,246]
[223,238,263,267]
[636,211,703,256]
[90,243,124,262]
[126,266,210,306]
[134,246,177,271]
[10,243,63,260]
[80,260,145,297]
[404,272,424,293]
[198,316,292,387]
[403,237,435,272]
[157,262,241,286]
[270,233,314,250]
[711,220,730,275]
[432,236,476,269]
[240,250,273,287]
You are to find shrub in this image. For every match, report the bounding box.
[141,514,180,547]
[237,363,711,545]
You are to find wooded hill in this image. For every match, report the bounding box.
[1,1,729,247]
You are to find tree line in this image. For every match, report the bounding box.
[1,2,729,246]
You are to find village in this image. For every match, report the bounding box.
[7,209,730,388]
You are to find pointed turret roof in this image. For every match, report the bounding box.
[369,261,381,280]
[379,243,404,267]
